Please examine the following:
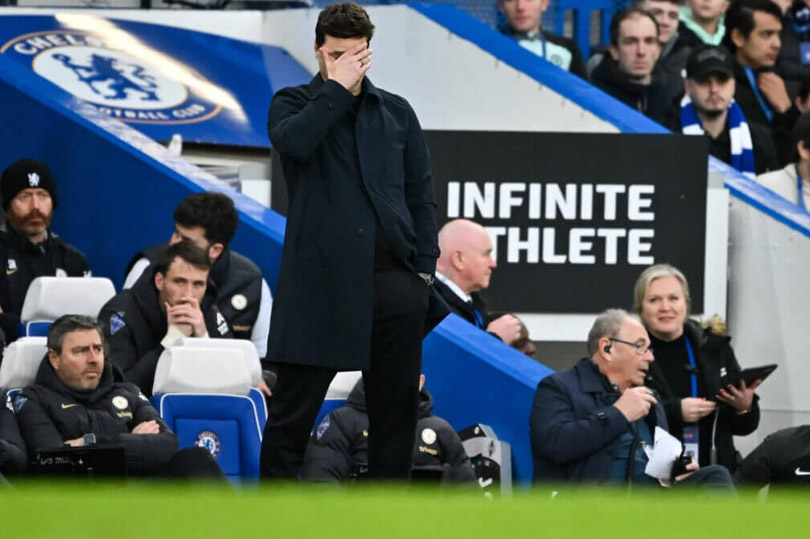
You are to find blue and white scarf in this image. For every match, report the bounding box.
[679,95,755,178]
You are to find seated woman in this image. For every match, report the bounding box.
[633,264,760,473]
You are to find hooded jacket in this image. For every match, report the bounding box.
[300,380,476,483]
[98,266,232,396]
[15,357,178,475]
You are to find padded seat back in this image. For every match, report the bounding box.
[152,347,251,396]
[21,277,116,321]
[0,337,47,390]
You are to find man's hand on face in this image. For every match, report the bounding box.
[613,386,657,422]
[486,314,522,345]
[131,420,161,435]
[166,296,206,337]
[320,42,372,95]
[758,72,792,113]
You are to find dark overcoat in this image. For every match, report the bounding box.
[267,75,442,370]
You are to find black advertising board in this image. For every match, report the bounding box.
[272,131,709,313]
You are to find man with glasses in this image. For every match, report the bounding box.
[529,309,733,487]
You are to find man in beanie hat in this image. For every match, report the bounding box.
[0,159,89,341]
[662,44,780,176]
[758,111,810,208]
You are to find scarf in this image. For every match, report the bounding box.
[680,94,755,178]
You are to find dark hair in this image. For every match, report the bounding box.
[315,2,375,47]
[609,8,659,47]
[173,192,238,249]
[47,315,104,354]
[723,0,783,52]
[155,240,211,276]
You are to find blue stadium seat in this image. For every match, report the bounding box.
[16,321,51,338]
[151,345,260,482]
[156,393,263,482]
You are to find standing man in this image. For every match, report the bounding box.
[0,159,90,341]
[261,3,445,480]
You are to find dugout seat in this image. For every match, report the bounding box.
[175,337,267,428]
[18,277,116,338]
[0,337,48,399]
[312,371,363,431]
[152,346,261,482]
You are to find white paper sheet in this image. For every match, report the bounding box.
[644,426,683,480]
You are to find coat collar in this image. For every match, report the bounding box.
[576,358,619,395]
[308,74,383,102]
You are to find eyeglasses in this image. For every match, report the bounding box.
[609,338,653,356]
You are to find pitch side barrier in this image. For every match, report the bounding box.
[0,57,285,290]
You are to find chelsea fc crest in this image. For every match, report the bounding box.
[2,29,221,125]
[195,430,222,458]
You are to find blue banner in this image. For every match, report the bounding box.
[0,15,311,148]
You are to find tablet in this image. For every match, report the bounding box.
[735,364,778,387]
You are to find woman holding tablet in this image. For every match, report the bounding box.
[634,264,761,473]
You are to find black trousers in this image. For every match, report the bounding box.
[260,265,429,480]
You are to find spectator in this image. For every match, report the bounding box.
[724,0,799,163]
[0,159,89,341]
[776,0,810,84]
[677,0,730,48]
[590,8,681,122]
[1,392,26,476]
[735,425,810,486]
[758,111,810,206]
[634,264,760,473]
[530,308,734,487]
[662,44,780,176]
[301,376,477,484]
[99,241,232,396]
[588,1,689,85]
[124,193,271,358]
[13,315,223,478]
[497,0,587,78]
[435,219,522,347]
[513,316,537,359]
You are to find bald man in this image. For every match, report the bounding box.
[435,219,522,345]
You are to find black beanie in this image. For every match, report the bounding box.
[0,159,58,211]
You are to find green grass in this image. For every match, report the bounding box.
[1,482,808,537]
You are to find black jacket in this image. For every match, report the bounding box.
[530,358,668,483]
[98,266,232,396]
[0,392,26,475]
[126,244,264,345]
[433,279,507,342]
[15,358,178,475]
[267,75,445,370]
[300,380,476,483]
[644,320,759,473]
[590,55,681,123]
[777,19,810,84]
[661,96,781,174]
[732,61,800,165]
[735,425,810,486]
[0,227,89,340]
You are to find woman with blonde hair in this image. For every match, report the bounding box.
[633,264,760,472]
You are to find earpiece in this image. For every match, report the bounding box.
[603,345,611,353]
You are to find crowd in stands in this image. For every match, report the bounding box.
[6,0,810,492]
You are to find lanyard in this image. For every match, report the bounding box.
[743,67,774,124]
[539,31,546,61]
[684,336,698,398]
[473,308,484,329]
[798,170,807,211]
